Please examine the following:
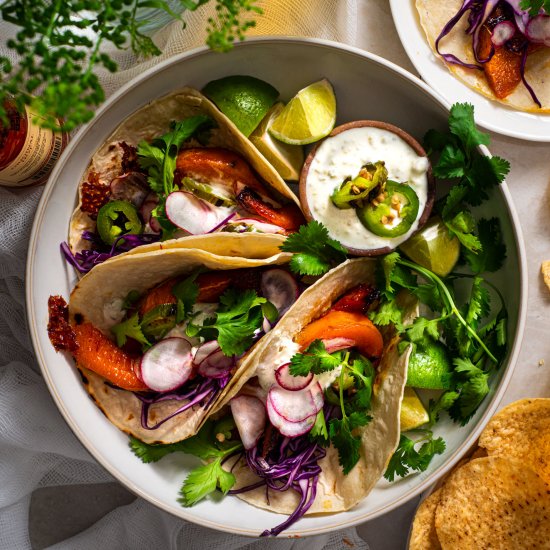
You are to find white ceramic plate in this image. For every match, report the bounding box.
[389,0,550,141]
[27,37,527,537]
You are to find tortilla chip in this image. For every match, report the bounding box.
[415,0,550,113]
[69,87,299,254]
[409,488,442,550]
[541,261,550,293]
[478,398,550,485]
[434,457,550,549]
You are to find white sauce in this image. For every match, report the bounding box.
[306,126,429,250]
[256,334,341,392]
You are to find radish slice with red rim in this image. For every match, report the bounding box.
[491,21,516,46]
[322,337,356,354]
[266,398,316,438]
[526,15,550,46]
[165,191,235,234]
[140,337,193,392]
[261,269,299,317]
[275,363,313,391]
[230,395,266,450]
[193,340,220,366]
[197,349,234,379]
[308,381,324,412]
[268,385,319,422]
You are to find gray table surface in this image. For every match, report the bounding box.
[29,1,550,548]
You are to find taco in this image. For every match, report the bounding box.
[48,233,300,445]
[65,87,304,274]
[201,258,412,536]
[416,0,550,112]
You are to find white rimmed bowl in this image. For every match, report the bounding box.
[26,37,527,538]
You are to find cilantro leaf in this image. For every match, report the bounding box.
[329,414,370,475]
[111,312,150,348]
[406,316,441,343]
[462,218,506,273]
[129,436,189,463]
[384,431,446,482]
[450,372,490,424]
[172,272,200,323]
[368,299,404,331]
[289,339,342,376]
[196,288,268,356]
[428,391,459,425]
[137,115,212,197]
[309,410,330,446]
[448,103,490,152]
[433,144,466,179]
[423,128,452,154]
[281,221,348,276]
[445,211,481,253]
[178,457,236,506]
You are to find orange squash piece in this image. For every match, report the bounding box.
[296,310,384,359]
[73,323,147,391]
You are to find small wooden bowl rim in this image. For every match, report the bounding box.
[298,120,436,257]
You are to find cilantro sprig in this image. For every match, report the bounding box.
[0,0,262,130]
[520,0,550,15]
[281,220,348,276]
[424,103,510,265]
[129,420,243,506]
[137,116,213,239]
[384,430,445,482]
[290,341,374,474]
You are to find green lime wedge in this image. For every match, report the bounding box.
[407,340,453,390]
[202,75,279,137]
[399,216,460,277]
[249,103,304,181]
[268,79,336,145]
[400,387,430,432]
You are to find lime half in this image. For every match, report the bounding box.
[399,216,460,277]
[202,75,279,137]
[249,103,304,181]
[407,340,453,390]
[268,79,336,145]
[400,387,429,432]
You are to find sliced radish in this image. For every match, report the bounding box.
[267,397,316,438]
[308,381,324,412]
[140,337,193,392]
[139,193,161,234]
[227,217,286,234]
[230,395,266,450]
[491,21,515,46]
[526,15,550,46]
[275,363,313,391]
[165,191,235,234]
[197,349,234,379]
[268,385,318,423]
[193,340,220,366]
[322,337,356,354]
[261,269,299,317]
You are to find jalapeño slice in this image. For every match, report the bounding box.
[357,181,419,238]
[97,200,143,245]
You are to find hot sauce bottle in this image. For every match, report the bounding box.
[0,99,68,187]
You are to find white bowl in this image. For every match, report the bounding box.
[26,37,527,537]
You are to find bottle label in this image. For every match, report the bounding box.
[0,105,65,187]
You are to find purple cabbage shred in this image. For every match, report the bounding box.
[134,374,230,430]
[61,232,160,274]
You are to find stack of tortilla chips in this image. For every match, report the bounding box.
[409,398,550,549]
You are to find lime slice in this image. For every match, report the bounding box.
[400,387,429,432]
[268,79,336,145]
[399,216,460,277]
[407,341,452,390]
[249,103,304,181]
[202,75,279,137]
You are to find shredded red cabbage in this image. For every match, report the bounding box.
[436,0,542,106]
[61,232,160,273]
[229,428,326,536]
[134,374,230,430]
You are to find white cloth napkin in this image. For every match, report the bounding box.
[0,1,378,548]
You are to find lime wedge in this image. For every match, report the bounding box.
[399,216,460,277]
[400,387,429,432]
[249,103,304,181]
[268,79,336,145]
[202,75,279,137]
[407,341,452,390]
